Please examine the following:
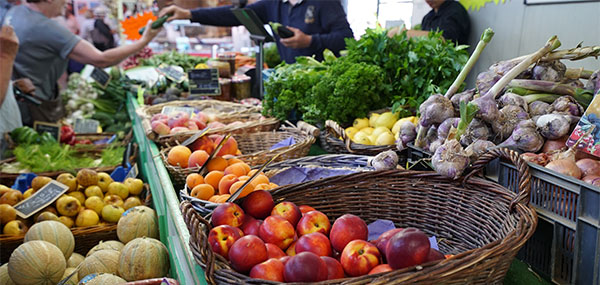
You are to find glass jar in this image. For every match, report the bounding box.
[231,75,252,100]
[215,78,231,101]
[218,52,237,76]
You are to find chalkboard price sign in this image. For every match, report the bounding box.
[14,181,69,219]
[33,121,61,141]
[74,118,100,134]
[91,67,111,88]
[189,69,220,96]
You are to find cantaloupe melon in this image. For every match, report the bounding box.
[61,267,78,285]
[78,250,120,281]
[118,237,169,281]
[86,240,124,257]
[67,253,85,267]
[78,273,126,284]
[24,220,75,260]
[8,240,66,285]
[0,264,16,285]
[117,206,158,244]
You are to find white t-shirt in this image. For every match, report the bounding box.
[0,83,23,134]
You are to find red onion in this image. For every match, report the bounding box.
[546,159,582,179]
[576,159,600,177]
[521,152,549,166]
[542,137,568,153]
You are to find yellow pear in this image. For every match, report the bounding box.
[85,196,105,215]
[107,182,129,200]
[58,216,75,228]
[97,172,113,192]
[76,209,100,227]
[67,191,86,205]
[22,188,34,199]
[124,178,144,196]
[84,186,104,199]
[56,196,81,217]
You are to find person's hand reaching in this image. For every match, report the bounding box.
[280,27,312,49]
[0,25,19,60]
[159,5,191,22]
[140,20,162,43]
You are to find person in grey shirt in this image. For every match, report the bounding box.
[7,0,161,125]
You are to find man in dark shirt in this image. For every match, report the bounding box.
[159,0,353,63]
[421,0,470,45]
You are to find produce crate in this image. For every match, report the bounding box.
[498,160,600,284]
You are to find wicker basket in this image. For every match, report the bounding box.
[137,99,280,146]
[0,143,139,186]
[180,154,375,216]
[161,125,316,188]
[181,148,538,284]
[0,184,152,263]
[320,120,399,156]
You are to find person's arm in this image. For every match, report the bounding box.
[0,25,18,106]
[159,1,271,27]
[68,21,160,68]
[283,1,352,54]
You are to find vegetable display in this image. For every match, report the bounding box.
[139,51,208,72]
[263,28,468,125]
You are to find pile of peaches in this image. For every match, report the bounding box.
[208,190,447,282]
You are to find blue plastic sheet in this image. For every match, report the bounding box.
[11,173,37,192]
[269,137,296,151]
[269,166,360,186]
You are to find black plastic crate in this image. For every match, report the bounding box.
[499,160,600,285]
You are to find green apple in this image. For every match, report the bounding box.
[85,196,105,215]
[101,205,124,223]
[84,185,104,199]
[107,182,129,200]
[124,178,144,196]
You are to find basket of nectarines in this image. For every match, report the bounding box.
[161,128,315,187]
[140,100,280,147]
[179,148,537,284]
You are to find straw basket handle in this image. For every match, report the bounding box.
[465,148,532,210]
[325,120,358,154]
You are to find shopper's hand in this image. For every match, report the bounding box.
[14,78,36,95]
[280,27,312,49]
[140,20,162,43]
[0,25,19,60]
[159,5,191,22]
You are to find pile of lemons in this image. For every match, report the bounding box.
[344,112,418,146]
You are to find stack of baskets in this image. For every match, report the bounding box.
[180,148,538,284]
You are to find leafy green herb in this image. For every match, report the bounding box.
[140,50,208,72]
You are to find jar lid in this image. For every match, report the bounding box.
[231,74,251,83]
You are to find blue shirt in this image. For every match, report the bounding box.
[190,0,353,63]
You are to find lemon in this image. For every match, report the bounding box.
[361,127,375,135]
[375,132,395,145]
[345,127,359,140]
[369,114,380,127]
[353,118,369,130]
[195,63,209,69]
[353,131,371,145]
[391,120,403,135]
[375,112,400,129]
[372,126,392,138]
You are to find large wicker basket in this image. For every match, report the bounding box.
[137,99,280,146]
[0,143,138,186]
[0,184,152,263]
[161,125,316,188]
[320,120,400,156]
[181,154,375,216]
[181,148,538,284]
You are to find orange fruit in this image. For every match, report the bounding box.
[167,146,191,168]
[188,150,209,168]
[224,163,248,177]
[206,157,228,172]
[254,183,270,191]
[205,171,224,190]
[268,182,279,190]
[238,175,249,181]
[227,158,244,166]
[252,174,269,186]
[218,174,239,195]
[247,169,264,177]
[229,180,254,198]
[186,173,204,189]
[190,184,215,201]
[215,194,231,203]
[208,195,220,202]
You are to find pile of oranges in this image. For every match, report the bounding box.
[184,156,278,203]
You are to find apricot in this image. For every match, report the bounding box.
[188,150,209,168]
[190,184,215,201]
[254,183,270,191]
[227,158,244,166]
[167,146,192,168]
[247,169,265,177]
[268,183,279,190]
[215,194,231,203]
[186,173,205,189]
[224,163,248,177]
[218,174,239,195]
[205,171,225,190]
[252,174,270,186]
[207,157,228,172]
[229,181,254,199]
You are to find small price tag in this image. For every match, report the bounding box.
[33,121,61,141]
[14,181,69,219]
[188,68,220,96]
[74,118,100,134]
[91,67,112,88]
[157,64,186,83]
[567,96,600,158]
[161,106,195,117]
[126,164,139,179]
